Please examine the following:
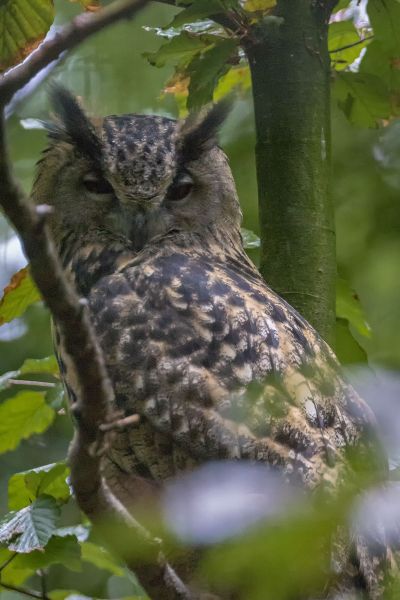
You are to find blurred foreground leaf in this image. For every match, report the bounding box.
[8,462,70,510]
[0,496,60,552]
[0,267,41,326]
[0,0,54,72]
[0,391,55,453]
[81,541,124,576]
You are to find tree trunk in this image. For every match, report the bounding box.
[244,0,336,344]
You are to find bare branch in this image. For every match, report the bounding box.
[0,0,148,105]
[0,3,200,596]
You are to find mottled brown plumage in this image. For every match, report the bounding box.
[31,87,390,598]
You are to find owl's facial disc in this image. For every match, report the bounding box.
[45,86,239,250]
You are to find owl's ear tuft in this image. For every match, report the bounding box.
[180,97,232,163]
[47,84,102,163]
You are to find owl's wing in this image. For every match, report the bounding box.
[88,250,379,490]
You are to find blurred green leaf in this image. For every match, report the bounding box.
[187,38,237,109]
[336,277,370,337]
[81,541,124,577]
[0,0,54,72]
[333,71,390,126]
[368,0,400,52]
[0,391,55,454]
[0,267,41,326]
[0,496,60,553]
[201,504,339,600]
[8,463,70,510]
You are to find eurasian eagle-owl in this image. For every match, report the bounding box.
[31,86,385,598]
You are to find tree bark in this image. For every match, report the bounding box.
[244,0,336,344]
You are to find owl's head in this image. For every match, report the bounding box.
[32,86,242,252]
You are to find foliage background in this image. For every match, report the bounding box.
[1,0,400,598]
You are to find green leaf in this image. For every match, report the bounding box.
[167,0,224,28]
[333,71,390,126]
[0,391,55,454]
[143,31,210,68]
[0,267,41,326]
[8,463,70,510]
[187,38,237,109]
[0,0,54,72]
[81,541,124,577]
[329,21,369,71]
[0,496,60,552]
[14,534,81,572]
[241,228,260,249]
[336,278,371,338]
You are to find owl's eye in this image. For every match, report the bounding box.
[83,173,113,195]
[166,172,194,201]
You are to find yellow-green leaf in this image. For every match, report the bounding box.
[0,267,41,325]
[0,0,54,72]
[0,391,54,454]
[244,0,276,12]
[329,21,370,71]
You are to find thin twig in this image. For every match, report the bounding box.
[7,379,56,388]
[0,0,149,105]
[0,582,50,600]
[330,35,373,54]
[0,552,17,572]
